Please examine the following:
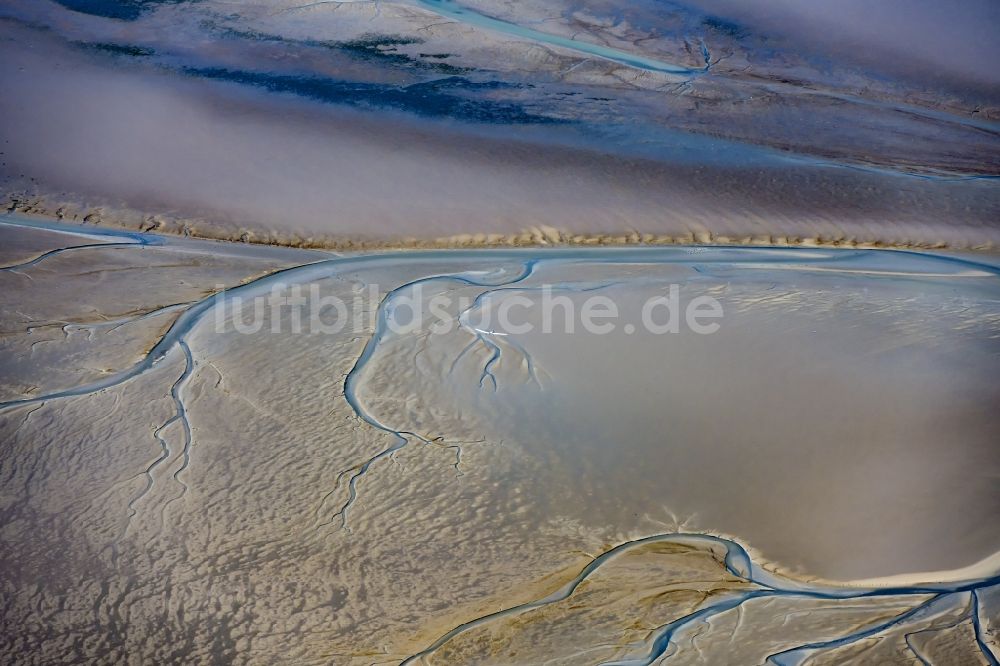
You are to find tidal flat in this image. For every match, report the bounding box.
[1,214,998,664]
[2,0,999,248]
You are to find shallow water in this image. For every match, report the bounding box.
[349,248,1000,580]
[414,0,700,75]
[2,0,999,246]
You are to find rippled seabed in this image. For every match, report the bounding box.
[1,215,999,664]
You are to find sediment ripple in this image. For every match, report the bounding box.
[3,217,998,664]
[402,533,1000,665]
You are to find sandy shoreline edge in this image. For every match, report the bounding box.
[6,195,998,254]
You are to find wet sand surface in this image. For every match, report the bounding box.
[2,216,998,664]
[3,1,999,662]
[373,261,1000,579]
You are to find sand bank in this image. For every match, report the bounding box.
[2,217,998,663]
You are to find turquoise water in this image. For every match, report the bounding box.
[415,0,700,75]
